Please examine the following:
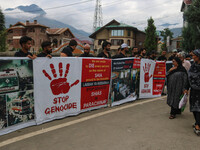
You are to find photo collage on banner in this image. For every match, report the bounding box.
[139,59,156,98]
[111,58,138,106]
[0,59,34,131]
[81,58,111,111]
[34,58,82,124]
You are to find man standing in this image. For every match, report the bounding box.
[178,52,191,71]
[112,43,128,59]
[79,44,93,57]
[149,51,157,60]
[97,41,111,58]
[168,49,178,60]
[14,36,36,59]
[132,47,139,57]
[157,50,167,61]
[37,41,52,58]
[60,40,77,57]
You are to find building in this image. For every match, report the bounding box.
[181,0,193,27]
[6,20,75,53]
[89,19,146,54]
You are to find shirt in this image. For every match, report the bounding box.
[37,52,52,57]
[61,46,73,57]
[14,50,33,57]
[79,53,94,57]
[157,55,167,61]
[112,53,126,59]
[97,52,111,58]
[183,59,191,71]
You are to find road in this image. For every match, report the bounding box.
[0,96,199,150]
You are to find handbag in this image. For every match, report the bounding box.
[179,93,188,112]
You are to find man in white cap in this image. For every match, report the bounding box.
[112,43,128,59]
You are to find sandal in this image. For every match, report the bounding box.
[169,115,176,119]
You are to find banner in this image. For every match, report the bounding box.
[81,58,111,111]
[110,58,138,106]
[139,59,156,98]
[0,58,35,135]
[152,61,166,96]
[34,58,82,124]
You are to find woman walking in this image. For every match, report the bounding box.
[167,57,188,119]
[186,49,200,136]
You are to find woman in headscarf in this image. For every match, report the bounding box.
[167,57,188,119]
[185,49,200,136]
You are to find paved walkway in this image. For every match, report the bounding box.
[0,96,199,150]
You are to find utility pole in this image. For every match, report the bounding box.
[93,0,103,32]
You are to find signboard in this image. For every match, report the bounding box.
[34,58,82,124]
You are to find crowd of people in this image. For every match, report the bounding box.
[14,36,200,136]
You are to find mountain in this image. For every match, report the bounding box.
[5,4,46,16]
[170,27,182,38]
[4,4,91,41]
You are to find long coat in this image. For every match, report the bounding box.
[188,63,200,112]
[167,71,188,109]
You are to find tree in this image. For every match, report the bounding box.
[144,17,157,52]
[0,8,6,52]
[160,28,173,50]
[182,0,200,51]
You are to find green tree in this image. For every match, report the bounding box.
[144,17,157,52]
[160,28,173,50]
[0,8,6,52]
[182,24,195,51]
[182,0,200,51]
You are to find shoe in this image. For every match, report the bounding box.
[193,126,200,136]
[169,115,176,119]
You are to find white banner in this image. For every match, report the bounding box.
[33,58,82,124]
[139,59,156,99]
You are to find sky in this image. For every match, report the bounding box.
[0,0,184,33]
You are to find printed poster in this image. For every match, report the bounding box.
[153,61,166,96]
[111,58,138,106]
[81,58,111,111]
[0,58,35,135]
[139,59,156,98]
[34,58,82,124]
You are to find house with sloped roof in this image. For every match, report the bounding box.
[89,19,146,54]
[6,20,75,53]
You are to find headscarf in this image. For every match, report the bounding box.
[193,49,200,58]
[188,49,200,90]
[167,57,187,76]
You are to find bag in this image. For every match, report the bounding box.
[179,93,188,112]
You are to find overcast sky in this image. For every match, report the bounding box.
[1,0,184,33]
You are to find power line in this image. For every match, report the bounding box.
[4,0,94,15]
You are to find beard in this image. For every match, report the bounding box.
[106,48,110,51]
[47,50,52,54]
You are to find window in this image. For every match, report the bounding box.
[127,40,130,46]
[53,39,58,47]
[28,28,35,32]
[111,39,124,46]
[128,30,131,36]
[111,30,124,36]
[32,40,35,46]
[98,39,105,45]
[41,28,46,33]
[64,31,69,36]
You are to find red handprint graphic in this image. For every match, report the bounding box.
[42,63,79,95]
[143,63,153,83]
